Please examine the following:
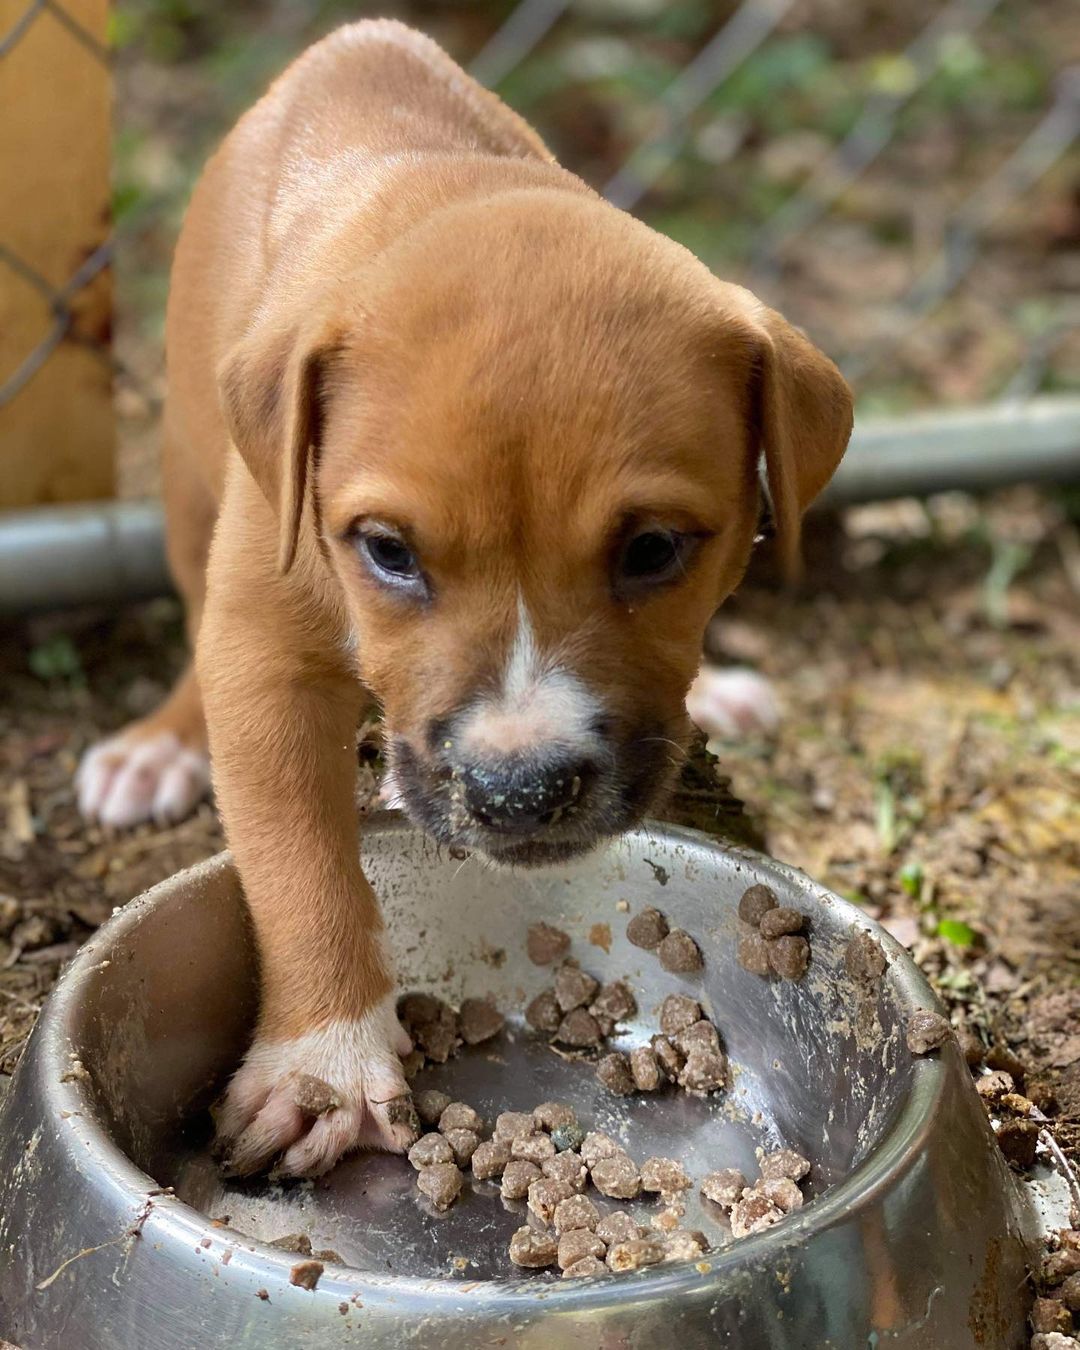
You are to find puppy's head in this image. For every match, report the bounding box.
[220,194,851,866]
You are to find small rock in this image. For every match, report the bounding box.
[580,1131,623,1168]
[554,966,600,1012]
[289,1260,324,1290]
[494,1110,536,1141]
[591,1155,642,1200]
[443,1128,481,1167]
[657,929,703,973]
[471,1138,512,1181]
[640,1157,692,1195]
[527,923,571,966]
[458,997,504,1045]
[292,1074,338,1116]
[556,1008,603,1047]
[759,1149,811,1182]
[626,907,669,950]
[650,1035,685,1079]
[511,1131,556,1164]
[500,1159,542,1200]
[996,1119,1039,1170]
[414,1090,452,1127]
[767,935,810,981]
[590,980,637,1025]
[550,1123,586,1153]
[438,1102,484,1135]
[417,1162,464,1211]
[595,1210,642,1245]
[730,1192,782,1238]
[629,1045,662,1092]
[1031,1298,1073,1334]
[525,990,562,1034]
[737,933,772,977]
[606,1237,665,1271]
[759,908,807,940]
[738,884,779,926]
[558,1230,606,1270]
[844,930,887,984]
[553,1193,599,1234]
[906,1011,953,1055]
[508,1226,557,1268]
[527,1177,574,1225]
[543,1151,588,1191]
[595,1052,635,1095]
[408,1134,454,1170]
[533,1102,577,1132]
[659,994,702,1036]
[678,1049,727,1095]
[562,1254,605,1279]
[700,1169,746,1208]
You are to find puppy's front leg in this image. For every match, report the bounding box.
[199,546,411,1179]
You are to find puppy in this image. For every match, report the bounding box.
[78,20,852,1176]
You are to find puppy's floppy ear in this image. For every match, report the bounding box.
[728,291,853,578]
[217,311,343,574]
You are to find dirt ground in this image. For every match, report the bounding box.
[2,487,1077,1168]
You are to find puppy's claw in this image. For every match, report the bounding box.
[77,730,210,828]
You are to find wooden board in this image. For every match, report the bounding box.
[0,0,114,508]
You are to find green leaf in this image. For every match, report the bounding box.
[899,861,923,898]
[937,918,976,948]
[28,635,82,683]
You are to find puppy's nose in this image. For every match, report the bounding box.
[461,755,592,833]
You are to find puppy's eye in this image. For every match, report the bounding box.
[364,532,417,578]
[622,530,681,580]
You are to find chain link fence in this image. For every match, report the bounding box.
[3,0,1079,500]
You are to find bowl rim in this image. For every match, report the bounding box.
[37,816,951,1313]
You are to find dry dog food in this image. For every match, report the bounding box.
[508,1226,558,1268]
[292,1074,338,1116]
[558,1229,606,1269]
[736,884,811,982]
[528,1177,574,1225]
[626,906,669,950]
[471,1138,511,1180]
[640,1157,691,1195]
[737,884,778,926]
[527,923,571,966]
[906,1010,953,1055]
[458,997,505,1045]
[595,1052,635,1095]
[657,929,703,973]
[417,1162,464,1211]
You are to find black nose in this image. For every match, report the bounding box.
[460,756,593,833]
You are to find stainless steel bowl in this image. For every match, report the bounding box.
[0,818,1036,1348]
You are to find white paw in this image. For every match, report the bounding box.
[685,666,780,741]
[216,996,415,1178]
[378,767,405,810]
[76,730,210,828]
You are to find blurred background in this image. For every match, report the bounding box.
[1,2,1078,1153]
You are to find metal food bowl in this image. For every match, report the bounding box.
[0,818,1036,1348]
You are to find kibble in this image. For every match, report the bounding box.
[439,1102,484,1135]
[1029,1334,1080,1350]
[759,908,807,940]
[651,1035,684,1079]
[556,1008,603,1047]
[591,1155,642,1200]
[906,1010,953,1055]
[976,1070,1015,1101]
[494,1111,535,1141]
[542,1152,588,1191]
[527,923,571,966]
[767,935,810,981]
[554,965,600,1012]
[595,1052,635,1095]
[626,907,669,950]
[737,933,772,977]
[606,1237,665,1271]
[558,1230,606,1270]
[414,1090,452,1127]
[844,929,887,984]
[1031,1298,1073,1334]
[581,1131,622,1168]
[738,884,778,926]
[553,1193,599,1234]
[651,1205,684,1233]
[700,1169,745,1208]
[756,1177,803,1212]
[527,1177,574,1225]
[657,929,703,973]
[289,1259,324,1290]
[471,1138,511,1181]
[512,1131,556,1164]
[534,1102,577,1131]
[675,1019,720,1057]
[417,1162,464,1211]
[996,1118,1039,1170]
[659,994,702,1036]
[384,1094,421,1145]
[525,990,562,1033]
[458,997,505,1045]
[443,1128,480,1167]
[640,1156,692,1195]
[595,1210,642,1245]
[730,1191,782,1238]
[508,1226,557,1268]
[759,1149,811,1182]
[678,1049,726,1095]
[501,1160,542,1199]
[629,1045,662,1091]
[662,1230,708,1262]
[292,1074,338,1116]
[590,981,637,1025]
[408,1133,454,1170]
[563,1254,605,1279]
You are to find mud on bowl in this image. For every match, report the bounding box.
[0,818,1036,1349]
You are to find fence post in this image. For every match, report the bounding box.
[0,0,114,509]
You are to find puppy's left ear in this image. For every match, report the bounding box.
[731,293,853,578]
[218,310,344,574]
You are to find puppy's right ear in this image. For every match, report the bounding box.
[217,313,342,574]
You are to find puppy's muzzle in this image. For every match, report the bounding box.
[458,753,594,834]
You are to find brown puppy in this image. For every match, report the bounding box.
[78,21,852,1176]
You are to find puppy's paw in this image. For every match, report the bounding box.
[686,666,780,741]
[77,729,211,828]
[216,996,415,1179]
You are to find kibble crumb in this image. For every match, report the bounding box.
[508,1226,558,1268]
[501,1159,542,1199]
[730,1191,782,1238]
[292,1074,338,1116]
[553,1193,599,1234]
[533,1101,577,1132]
[651,1205,684,1233]
[737,932,772,977]
[595,1211,642,1244]
[589,980,637,1024]
[662,1229,708,1261]
[591,1155,642,1200]
[678,1049,727,1095]
[554,965,601,1012]
[438,1102,484,1135]
[629,1045,662,1092]
[443,1128,481,1167]
[976,1070,1015,1102]
[527,1177,574,1225]
[640,1157,692,1195]
[759,907,807,940]
[767,935,810,981]
[458,997,505,1045]
[384,1094,421,1144]
[626,907,669,950]
[759,1148,811,1182]
[650,1035,685,1079]
[657,929,703,973]
[595,1052,636,1096]
[525,990,562,1033]
[738,884,778,926]
[511,1131,556,1164]
[659,994,702,1035]
[556,1008,603,1047]
[494,1110,536,1141]
[558,1230,606,1270]
[471,1137,512,1181]
[527,923,571,966]
[543,1151,588,1191]
[414,1090,452,1127]
[289,1259,324,1290]
[562,1254,606,1279]
[606,1237,665,1271]
[417,1162,464,1211]
[756,1177,804,1212]
[844,929,888,984]
[408,1133,454,1170]
[906,1010,953,1055]
[700,1169,746,1208]
[675,1019,720,1057]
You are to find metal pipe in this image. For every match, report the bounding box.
[0,398,1077,614]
